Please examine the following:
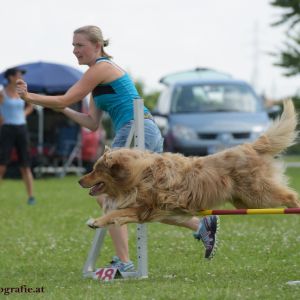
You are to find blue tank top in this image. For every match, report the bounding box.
[0,90,26,125]
[92,57,150,132]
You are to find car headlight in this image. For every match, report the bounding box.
[252,125,265,132]
[251,125,266,139]
[171,125,198,140]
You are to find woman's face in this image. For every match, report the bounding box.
[73,33,101,66]
[8,71,24,84]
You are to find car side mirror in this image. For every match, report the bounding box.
[151,111,169,135]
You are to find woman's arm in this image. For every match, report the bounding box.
[16,64,107,109]
[24,103,34,117]
[0,89,3,105]
[61,95,102,131]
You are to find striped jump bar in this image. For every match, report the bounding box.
[199,208,300,216]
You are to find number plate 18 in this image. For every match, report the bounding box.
[93,268,121,281]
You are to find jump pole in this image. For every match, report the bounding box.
[133,98,148,279]
[82,98,147,279]
[199,208,300,216]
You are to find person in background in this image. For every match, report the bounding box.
[0,67,36,205]
[16,25,220,271]
[0,85,3,126]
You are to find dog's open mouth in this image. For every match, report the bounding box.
[89,182,105,196]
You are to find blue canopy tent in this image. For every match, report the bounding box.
[0,61,83,94]
[0,61,84,177]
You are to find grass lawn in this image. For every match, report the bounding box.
[0,168,300,299]
[284,155,300,163]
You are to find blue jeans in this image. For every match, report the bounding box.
[112,119,163,153]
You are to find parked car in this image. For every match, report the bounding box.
[152,68,275,156]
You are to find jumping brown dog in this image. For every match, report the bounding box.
[79,100,300,228]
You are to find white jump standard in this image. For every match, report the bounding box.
[83,98,148,280]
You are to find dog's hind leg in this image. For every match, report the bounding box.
[160,215,196,229]
[235,184,300,209]
[255,185,300,208]
[230,197,249,209]
[274,187,300,208]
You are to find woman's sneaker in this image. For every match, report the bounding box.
[27,197,36,205]
[193,216,220,259]
[106,256,135,272]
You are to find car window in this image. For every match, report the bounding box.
[155,87,172,114]
[171,83,260,113]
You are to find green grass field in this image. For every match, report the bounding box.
[1,168,300,299]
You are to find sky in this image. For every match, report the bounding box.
[1,0,299,98]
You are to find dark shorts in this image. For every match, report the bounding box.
[0,125,31,167]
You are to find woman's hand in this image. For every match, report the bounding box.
[16,79,29,100]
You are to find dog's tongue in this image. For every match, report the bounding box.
[89,183,104,196]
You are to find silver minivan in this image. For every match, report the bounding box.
[153,68,275,156]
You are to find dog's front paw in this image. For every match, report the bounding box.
[86,218,100,229]
[86,217,113,229]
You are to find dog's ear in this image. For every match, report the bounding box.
[102,153,114,168]
[101,147,115,168]
[102,151,124,169]
[102,152,130,181]
[104,145,111,153]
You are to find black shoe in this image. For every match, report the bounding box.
[27,197,36,205]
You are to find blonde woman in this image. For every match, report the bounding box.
[16,25,220,271]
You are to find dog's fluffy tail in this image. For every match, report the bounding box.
[252,99,298,156]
